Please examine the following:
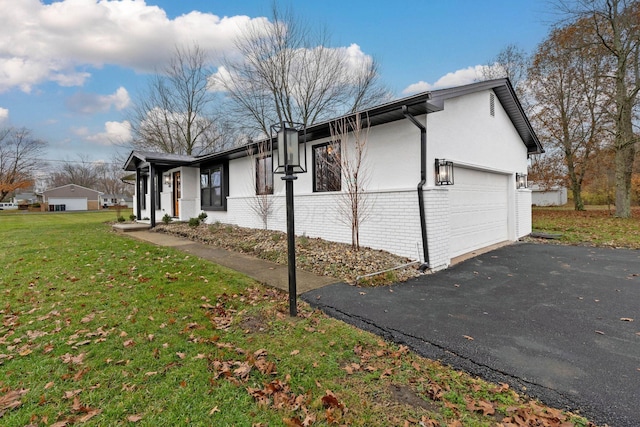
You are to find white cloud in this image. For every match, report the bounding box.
[86,120,132,146]
[0,107,8,123]
[402,65,490,95]
[66,87,131,114]
[0,0,271,92]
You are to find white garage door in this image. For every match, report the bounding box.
[449,167,509,258]
[49,197,88,211]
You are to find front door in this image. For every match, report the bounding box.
[173,171,181,217]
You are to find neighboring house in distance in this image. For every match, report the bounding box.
[123,78,543,270]
[100,194,133,208]
[42,184,102,211]
[13,192,41,205]
[531,183,568,206]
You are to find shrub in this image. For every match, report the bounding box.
[188,217,200,228]
[117,216,126,223]
[298,234,310,248]
[129,214,137,221]
[162,214,172,224]
[198,212,208,221]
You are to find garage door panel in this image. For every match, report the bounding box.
[49,197,88,211]
[450,168,508,258]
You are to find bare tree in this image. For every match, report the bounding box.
[215,4,390,139]
[247,141,273,229]
[47,154,100,190]
[329,113,371,250]
[129,44,228,156]
[0,127,46,201]
[481,44,531,100]
[555,0,640,217]
[94,158,133,197]
[528,148,568,191]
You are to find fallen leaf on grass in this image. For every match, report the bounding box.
[209,406,220,415]
[466,398,495,416]
[0,388,29,417]
[321,391,344,410]
[283,417,303,426]
[77,408,102,422]
[80,313,95,323]
[19,347,33,356]
[63,389,83,400]
[127,414,143,422]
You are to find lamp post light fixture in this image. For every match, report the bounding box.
[516,173,528,189]
[435,159,454,186]
[271,122,307,317]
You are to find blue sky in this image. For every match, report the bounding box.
[0,0,555,165]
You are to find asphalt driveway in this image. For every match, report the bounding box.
[301,242,640,427]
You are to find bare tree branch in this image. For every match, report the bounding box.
[215,4,391,138]
[0,127,46,201]
[128,44,231,156]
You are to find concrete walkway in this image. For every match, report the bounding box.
[116,228,339,294]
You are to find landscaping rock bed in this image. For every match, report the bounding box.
[152,222,422,285]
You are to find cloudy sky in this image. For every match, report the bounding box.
[0,0,554,165]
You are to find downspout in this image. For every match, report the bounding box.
[402,105,429,271]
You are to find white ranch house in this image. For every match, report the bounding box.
[124,79,543,271]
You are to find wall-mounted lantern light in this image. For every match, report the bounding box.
[516,173,528,189]
[435,159,454,186]
[164,174,171,188]
[270,121,307,317]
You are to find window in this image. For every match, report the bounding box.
[139,176,148,209]
[201,164,227,210]
[256,155,273,195]
[313,142,341,192]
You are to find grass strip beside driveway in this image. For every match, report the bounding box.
[0,211,595,426]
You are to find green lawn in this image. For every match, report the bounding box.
[0,211,594,426]
[532,206,640,248]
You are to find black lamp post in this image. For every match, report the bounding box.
[272,122,306,316]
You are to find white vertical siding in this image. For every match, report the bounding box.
[515,189,532,238]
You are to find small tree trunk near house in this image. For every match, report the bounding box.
[329,113,371,250]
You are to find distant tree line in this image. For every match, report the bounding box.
[485,0,639,217]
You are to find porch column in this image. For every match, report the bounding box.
[135,167,142,219]
[149,163,156,228]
